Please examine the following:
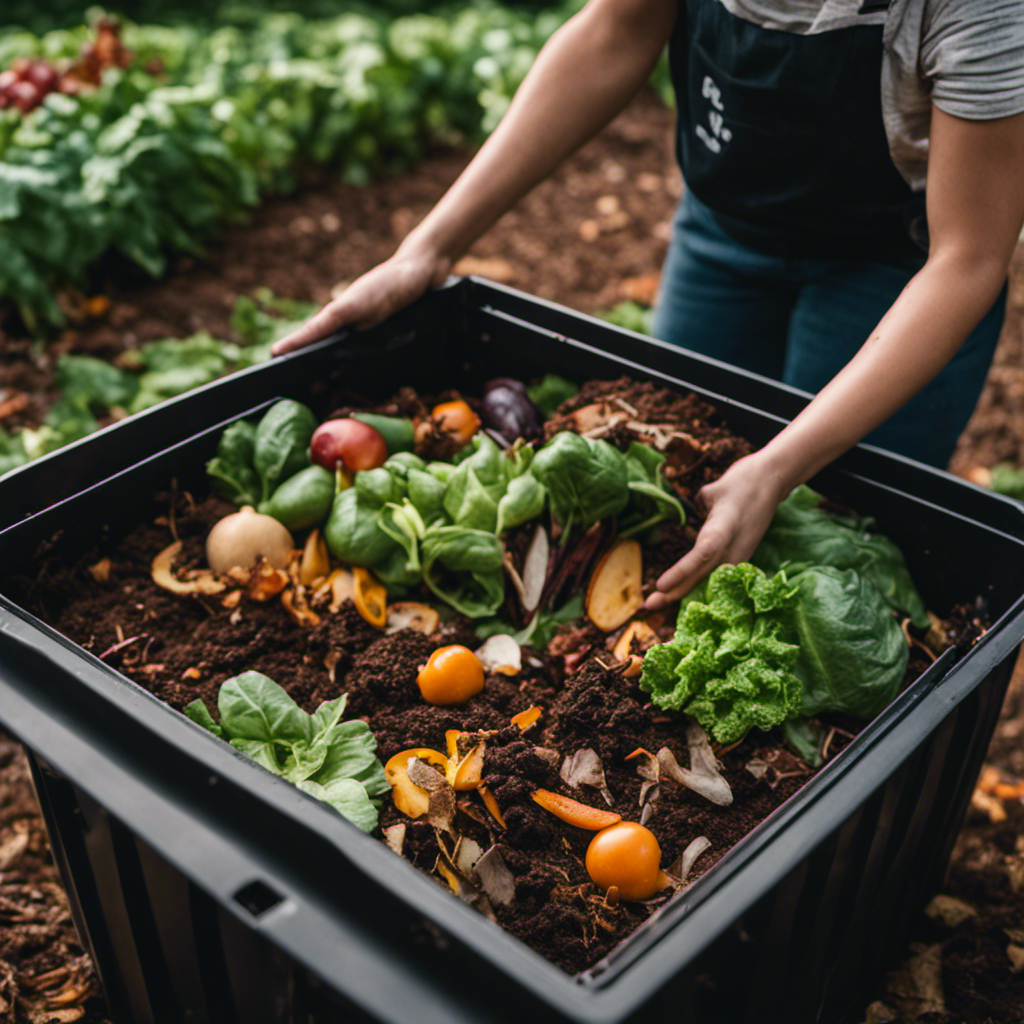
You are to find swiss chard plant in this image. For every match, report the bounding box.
[183,671,388,832]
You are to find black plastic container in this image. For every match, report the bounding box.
[1,278,1023,1024]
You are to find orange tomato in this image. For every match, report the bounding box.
[416,645,485,705]
[585,822,670,901]
[432,400,480,448]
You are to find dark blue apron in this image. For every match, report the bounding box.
[670,0,927,260]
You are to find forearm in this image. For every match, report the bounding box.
[400,0,675,265]
[755,250,1008,493]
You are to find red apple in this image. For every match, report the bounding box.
[25,61,59,93]
[8,81,41,113]
[310,418,388,472]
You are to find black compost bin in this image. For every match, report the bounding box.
[1,278,1023,1024]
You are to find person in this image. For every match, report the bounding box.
[272,0,1024,609]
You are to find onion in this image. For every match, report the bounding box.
[206,505,294,573]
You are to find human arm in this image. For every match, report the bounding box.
[271,0,677,355]
[647,104,1024,609]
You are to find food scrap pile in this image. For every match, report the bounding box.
[4,376,973,974]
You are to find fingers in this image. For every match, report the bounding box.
[644,522,734,609]
[271,299,351,356]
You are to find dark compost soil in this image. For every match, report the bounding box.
[1,87,1024,1024]
[3,375,908,980]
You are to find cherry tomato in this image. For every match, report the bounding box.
[585,822,668,900]
[416,645,485,705]
[432,400,480,449]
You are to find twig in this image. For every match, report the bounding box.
[98,634,145,661]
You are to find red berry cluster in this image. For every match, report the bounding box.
[0,17,133,115]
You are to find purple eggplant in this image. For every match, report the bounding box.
[481,378,540,443]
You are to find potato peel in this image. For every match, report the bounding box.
[151,541,226,597]
[586,539,643,632]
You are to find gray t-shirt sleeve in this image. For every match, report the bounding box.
[921,0,1024,120]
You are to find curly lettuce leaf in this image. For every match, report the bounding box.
[639,563,803,743]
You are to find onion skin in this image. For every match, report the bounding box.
[481,380,540,443]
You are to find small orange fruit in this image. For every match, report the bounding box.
[585,822,670,901]
[432,400,480,449]
[416,645,485,705]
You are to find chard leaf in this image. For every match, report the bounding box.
[789,566,908,720]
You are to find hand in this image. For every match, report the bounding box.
[644,452,790,611]
[270,246,452,356]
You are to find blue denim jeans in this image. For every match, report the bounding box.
[652,192,1006,468]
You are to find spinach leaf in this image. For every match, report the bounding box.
[253,399,318,503]
[325,487,402,569]
[495,472,546,536]
[218,671,312,743]
[531,432,629,534]
[789,566,908,720]
[621,441,686,535]
[206,420,260,507]
[297,779,380,833]
[184,672,387,833]
[639,563,803,743]
[421,524,506,618]
[753,485,928,628]
[442,434,507,530]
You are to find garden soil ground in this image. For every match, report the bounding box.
[2,89,1024,1023]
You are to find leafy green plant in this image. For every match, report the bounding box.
[0,291,314,482]
[183,670,388,832]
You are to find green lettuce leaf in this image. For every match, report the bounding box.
[530,431,629,534]
[753,485,928,628]
[789,565,908,720]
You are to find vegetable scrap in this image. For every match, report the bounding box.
[13,374,982,975]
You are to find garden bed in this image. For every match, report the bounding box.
[3,374,966,977]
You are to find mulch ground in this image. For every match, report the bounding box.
[2,87,1024,1024]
